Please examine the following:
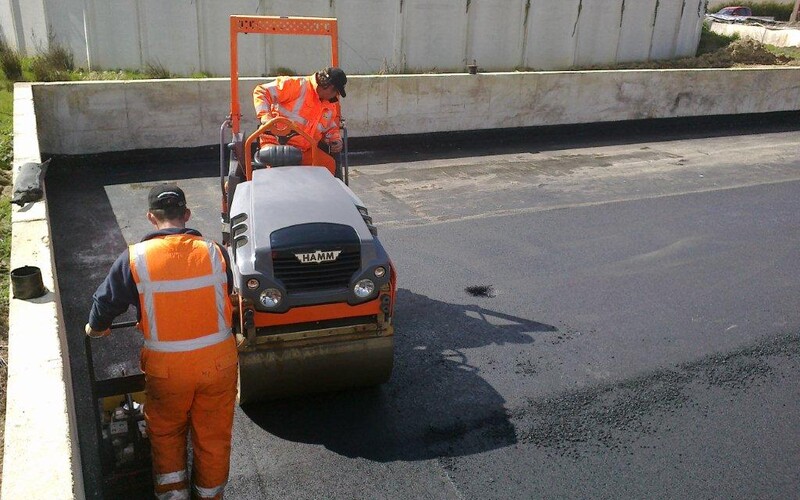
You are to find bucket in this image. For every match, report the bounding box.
[11,266,46,299]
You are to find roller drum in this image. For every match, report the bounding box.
[238,335,393,405]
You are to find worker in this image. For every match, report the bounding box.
[85,184,237,500]
[253,66,347,175]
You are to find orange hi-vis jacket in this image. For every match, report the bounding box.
[129,233,233,353]
[129,233,237,499]
[253,74,341,150]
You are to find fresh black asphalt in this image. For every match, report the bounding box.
[47,114,800,499]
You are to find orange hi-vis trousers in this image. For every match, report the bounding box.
[142,339,238,500]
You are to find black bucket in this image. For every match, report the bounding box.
[11,266,46,299]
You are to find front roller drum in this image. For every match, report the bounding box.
[238,336,393,405]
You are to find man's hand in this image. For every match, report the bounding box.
[328,139,343,153]
[85,323,111,338]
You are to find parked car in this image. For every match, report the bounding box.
[715,6,753,17]
[706,5,776,23]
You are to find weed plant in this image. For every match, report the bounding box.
[0,43,22,83]
[31,44,74,82]
[144,61,171,79]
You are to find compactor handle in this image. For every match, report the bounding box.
[111,321,138,330]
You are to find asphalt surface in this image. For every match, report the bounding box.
[47,114,800,499]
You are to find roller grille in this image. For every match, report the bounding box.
[270,223,361,293]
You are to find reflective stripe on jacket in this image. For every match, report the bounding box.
[253,74,341,149]
[129,234,232,352]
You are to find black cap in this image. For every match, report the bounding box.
[320,67,347,97]
[148,184,186,210]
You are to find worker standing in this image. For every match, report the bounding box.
[85,184,237,500]
[253,66,347,174]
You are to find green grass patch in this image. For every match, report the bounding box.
[0,195,9,338]
[764,44,800,60]
[0,87,10,343]
[698,23,740,56]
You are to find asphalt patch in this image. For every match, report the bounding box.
[512,332,800,458]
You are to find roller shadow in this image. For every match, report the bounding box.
[240,288,557,461]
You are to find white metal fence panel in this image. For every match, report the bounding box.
[465,0,527,72]
[675,0,706,58]
[336,0,399,74]
[87,0,143,71]
[574,0,625,68]
[402,0,468,72]
[44,0,86,68]
[261,0,333,76]
[140,0,201,74]
[650,0,686,60]
[524,0,581,70]
[0,0,705,75]
[617,0,659,63]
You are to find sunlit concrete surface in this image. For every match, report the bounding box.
[31,68,800,155]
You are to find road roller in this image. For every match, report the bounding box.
[219,15,396,404]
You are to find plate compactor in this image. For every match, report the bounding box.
[220,15,396,404]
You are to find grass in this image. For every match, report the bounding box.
[0,57,11,488]
[697,23,740,56]
[765,44,800,59]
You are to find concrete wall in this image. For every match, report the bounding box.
[0,0,707,74]
[710,21,800,48]
[6,67,800,500]
[1,84,85,500]
[33,68,800,156]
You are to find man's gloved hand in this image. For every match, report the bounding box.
[85,323,111,338]
[328,139,343,153]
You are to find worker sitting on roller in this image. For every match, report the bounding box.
[253,66,346,175]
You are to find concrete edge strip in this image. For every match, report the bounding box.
[2,84,85,499]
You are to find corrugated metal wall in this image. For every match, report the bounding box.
[0,0,706,76]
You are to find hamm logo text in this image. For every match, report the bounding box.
[294,250,342,264]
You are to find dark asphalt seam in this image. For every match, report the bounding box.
[511,332,799,458]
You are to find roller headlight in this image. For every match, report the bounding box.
[374,266,386,278]
[259,288,282,308]
[354,279,375,298]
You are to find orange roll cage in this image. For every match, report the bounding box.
[228,15,340,137]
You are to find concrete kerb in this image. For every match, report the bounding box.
[3,68,800,500]
[2,84,85,499]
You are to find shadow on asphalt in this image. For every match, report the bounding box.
[241,289,556,461]
[347,111,800,166]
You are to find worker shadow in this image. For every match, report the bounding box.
[239,288,557,462]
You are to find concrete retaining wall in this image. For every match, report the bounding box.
[5,67,800,499]
[33,68,800,156]
[0,0,705,74]
[709,21,800,48]
[1,85,85,499]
